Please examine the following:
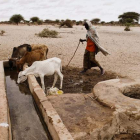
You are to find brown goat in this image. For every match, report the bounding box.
[9,44,48,70]
[31,44,48,59]
[16,49,45,72]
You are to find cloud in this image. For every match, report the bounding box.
[0,0,140,22]
[14,0,36,5]
[103,2,114,6]
[0,0,10,4]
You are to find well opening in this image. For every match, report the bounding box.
[122,85,140,99]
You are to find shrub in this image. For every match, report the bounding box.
[101,21,105,25]
[124,26,130,31]
[0,30,5,36]
[60,19,73,28]
[72,20,76,25]
[76,21,83,25]
[44,19,54,24]
[37,20,43,25]
[30,17,39,23]
[37,28,58,38]
[124,23,131,31]
[9,14,24,25]
[91,18,101,24]
[55,19,60,24]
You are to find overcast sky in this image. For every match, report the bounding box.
[0,0,140,22]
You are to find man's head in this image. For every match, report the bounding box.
[84,22,89,30]
[84,20,93,30]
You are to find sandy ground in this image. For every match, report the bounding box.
[0,24,140,79]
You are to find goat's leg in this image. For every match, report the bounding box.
[40,75,45,92]
[52,73,58,88]
[57,71,63,89]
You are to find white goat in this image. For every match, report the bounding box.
[17,57,63,92]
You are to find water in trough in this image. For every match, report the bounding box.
[4,68,52,140]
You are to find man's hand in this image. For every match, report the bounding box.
[79,39,84,42]
[79,39,86,43]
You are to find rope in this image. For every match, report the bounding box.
[67,41,81,67]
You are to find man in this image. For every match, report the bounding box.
[80,20,109,75]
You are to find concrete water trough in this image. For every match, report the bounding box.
[1,60,140,140]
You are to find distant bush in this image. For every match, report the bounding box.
[109,21,115,25]
[76,21,83,25]
[0,21,11,24]
[101,21,105,25]
[124,23,131,31]
[10,14,24,25]
[37,28,58,38]
[30,17,39,23]
[124,26,130,31]
[0,30,5,36]
[72,20,76,25]
[91,18,101,24]
[55,19,60,24]
[44,19,54,24]
[37,20,43,25]
[60,19,73,28]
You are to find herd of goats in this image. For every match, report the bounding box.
[8,44,63,93]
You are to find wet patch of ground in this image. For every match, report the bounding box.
[37,66,124,93]
[4,68,51,140]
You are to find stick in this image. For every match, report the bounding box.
[67,41,81,67]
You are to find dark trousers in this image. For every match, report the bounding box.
[83,49,102,70]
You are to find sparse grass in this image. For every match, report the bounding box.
[0,30,5,36]
[37,28,58,38]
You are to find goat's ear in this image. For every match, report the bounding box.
[13,47,17,52]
